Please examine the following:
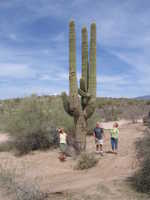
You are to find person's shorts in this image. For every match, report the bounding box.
[95,139,103,145]
[60,143,67,153]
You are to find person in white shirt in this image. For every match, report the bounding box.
[57,128,67,161]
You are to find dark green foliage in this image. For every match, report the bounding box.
[12,129,58,155]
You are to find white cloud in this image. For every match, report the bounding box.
[98,75,128,85]
[111,50,150,76]
[0,63,36,79]
[0,84,66,100]
[40,71,68,81]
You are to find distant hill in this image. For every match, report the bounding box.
[135,95,150,100]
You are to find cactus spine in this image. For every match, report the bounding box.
[62,20,97,153]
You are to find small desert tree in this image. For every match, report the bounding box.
[62,20,97,153]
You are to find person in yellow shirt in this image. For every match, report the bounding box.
[110,122,119,154]
[57,128,67,161]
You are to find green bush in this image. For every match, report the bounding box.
[5,95,61,155]
[75,152,98,170]
[3,95,74,155]
[12,130,58,155]
[132,128,150,194]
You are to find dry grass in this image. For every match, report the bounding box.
[0,163,48,200]
[75,152,98,170]
[132,128,150,194]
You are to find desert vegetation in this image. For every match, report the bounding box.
[0,95,149,155]
[0,95,73,155]
[75,152,98,170]
[0,163,48,200]
[132,127,150,194]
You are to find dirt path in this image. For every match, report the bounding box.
[37,122,143,193]
[0,121,149,200]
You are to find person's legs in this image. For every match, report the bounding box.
[100,144,103,152]
[59,143,66,161]
[96,144,99,152]
[99,139,103,153]
[111,138,115,153]
[99,144,104,156]
[114,139,118,154]
[95,139,100,152]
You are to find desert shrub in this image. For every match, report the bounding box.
[0,141,14,152]
[75,152,98,170]
[132,128,150,194]
[5,95,61,155]
[146,100,150,105]
[102,106,120,122]
[12,129,59,155]
[133,158,150,193]
[0,164,47,200]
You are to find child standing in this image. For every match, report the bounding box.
[57,128,67,161]
[110,122,119,154]
[93,122,104,154]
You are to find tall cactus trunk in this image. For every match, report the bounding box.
[74,113,87,153]
[69,21,86,152]
[62,20,97,153]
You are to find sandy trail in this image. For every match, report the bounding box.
[0,120,148,200]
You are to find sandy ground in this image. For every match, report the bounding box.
[0,120,149,200]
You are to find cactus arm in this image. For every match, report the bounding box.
[84,99,96,119]
[69,20,81,115]
[61,92,74,116]
[80,78,86,92]
[88,23,96,98]
[69,20,78,97]
[82,27,88,92]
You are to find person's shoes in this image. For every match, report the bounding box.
[99,150,104,156]
[58,154,66,161]
[95,150,99,154]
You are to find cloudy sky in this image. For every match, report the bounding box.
[0,0,149,99]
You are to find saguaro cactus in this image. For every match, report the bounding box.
[62,20,97,153]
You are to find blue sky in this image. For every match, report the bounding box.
[0,0,149,99]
